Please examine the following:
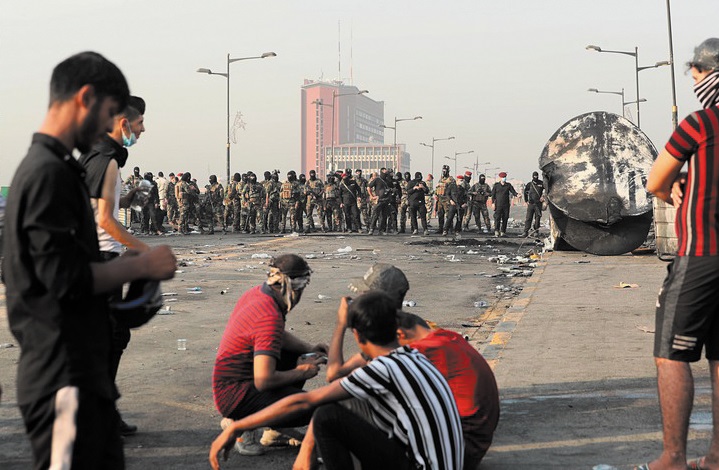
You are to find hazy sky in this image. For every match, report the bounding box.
[1,0,717,187]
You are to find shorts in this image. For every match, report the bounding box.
[20,386,123,470]
[654,255,719,362]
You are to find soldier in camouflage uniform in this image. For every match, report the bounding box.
[188,177,205,233]
[399,171,411,233]
[266,172,281,233]
[435,165,458,236]
[296,174,307,233]
[354,169,370,231]
[304,170,323,233]
[238,173,250,232]
[260,171,273,232]
[207,174,224,234]
[466,173,493,233]
[426,173,435,223]
[226,173,243,233]
[176,172,192,234]
[166,173,179,231]
[322,174,342,232]
[279,171,301,233]
[242,172,266,234]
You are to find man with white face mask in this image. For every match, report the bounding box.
[490,171,517,237]
[645,38,719,470]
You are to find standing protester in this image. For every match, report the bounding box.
[155,171,168,227]
[339,172,361,232]
[211,254,327,456]
[467,174,493,233]
[79,95,150,436]
[644,38,719,470]
[491,171,517,237]
[407,171,430,235]
[211,291,464,470]
[2,51,177,470]
[521,171,545,238]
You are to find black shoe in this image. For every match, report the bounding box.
[119,419,138,436]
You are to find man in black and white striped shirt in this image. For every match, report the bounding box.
[210,290,464,470]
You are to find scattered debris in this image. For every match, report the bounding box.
[337,246,353,253]
[614,282,639,289]
[473,301,489,308]
[402,300,417,307]
[251,253,271,259]
[317,294,332,300]
[0,343,15,349]
[636,325,654,333]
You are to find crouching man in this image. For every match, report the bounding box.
[212,254,328,456]
[210,291,464,470]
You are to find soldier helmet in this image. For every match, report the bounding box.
[271,172,279,181]
[479,173,486,179]
[264,171,272,179]
[690,38,719,71]
[345,168,352,175]
[181,172,191,182]
[248,173,257,183]
[144,172,153,180]
[209,174,217,183]
[442,164,450,171]
[232,172,241,182]
[414,171,422,180]
[109,280,163,328]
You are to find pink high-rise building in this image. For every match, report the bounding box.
[301,80,387,179]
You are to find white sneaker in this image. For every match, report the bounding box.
[235,429,266,456]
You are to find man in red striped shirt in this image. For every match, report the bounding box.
[646,38,719,470]
[212,254,328,456]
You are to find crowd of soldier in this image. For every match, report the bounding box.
[124,165,539,238]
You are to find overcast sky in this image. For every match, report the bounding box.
[1,0,716,187]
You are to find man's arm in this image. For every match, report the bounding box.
[325,297,367,382]
[647,148,685,205]
[252,353,322,392]
[282,330,328,355]
[97,160,149,251]
[209,380,350,470]
[90,245,177,294]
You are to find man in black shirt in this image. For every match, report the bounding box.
[2,51,177,469]
[491,171,518,237]
[521,171,545,237]
[407,172,430,235]
[339,173,361,232]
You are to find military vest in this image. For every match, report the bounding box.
[281,181,294,201]
[324,184,339,200]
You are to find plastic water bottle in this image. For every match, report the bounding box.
[130,179,152,212]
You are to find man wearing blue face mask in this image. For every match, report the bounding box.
[78,95,148,437]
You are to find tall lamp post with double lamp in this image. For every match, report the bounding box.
[330,89,368,174]
[587,88,647,117]
[420,136,455,179]
[586,45,669,128]
[452,150,474,176]
[197,51,276,185]
[381,116,422,171]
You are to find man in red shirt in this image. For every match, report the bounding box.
[646,38,719,470]
[396,311,499,469]
[212,254,328,456]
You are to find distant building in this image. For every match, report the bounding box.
[301,79,385,179]
[325,143,410,177]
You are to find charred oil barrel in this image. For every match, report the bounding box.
[540,112,656,255]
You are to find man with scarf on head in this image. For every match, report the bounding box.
[212,254,328,457]
[644,38,719,470]
[78,95,149,436]
[467,173,493,233]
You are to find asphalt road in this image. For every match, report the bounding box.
[0,208,539,469]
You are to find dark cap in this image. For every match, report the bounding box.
[348,263,409,297]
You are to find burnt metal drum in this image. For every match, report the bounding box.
[540,112,656,224]
[540,112,657,255]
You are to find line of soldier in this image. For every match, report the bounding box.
[125,165,534,237]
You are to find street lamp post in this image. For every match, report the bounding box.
[586,45,671,128]
[476,160,491,177]
[665,0,678,129]
[420,136,455,178]
[330,89,368,175]
[312,98,333,177]
[381,116,421,172]
[444,156,456,176]
[587,88,647,117]
[452,150,474,175]
[197,51,276,185]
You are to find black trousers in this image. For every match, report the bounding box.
[524,203,542,232]
[408,202,428,232]
[313,403,413,470]
[494,205,510,233]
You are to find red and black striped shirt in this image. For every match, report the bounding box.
[666,106,719,256]
[212,284,284,417]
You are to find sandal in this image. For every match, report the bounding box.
[688,457,707,470]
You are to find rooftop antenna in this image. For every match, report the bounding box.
[337,20,341,84]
